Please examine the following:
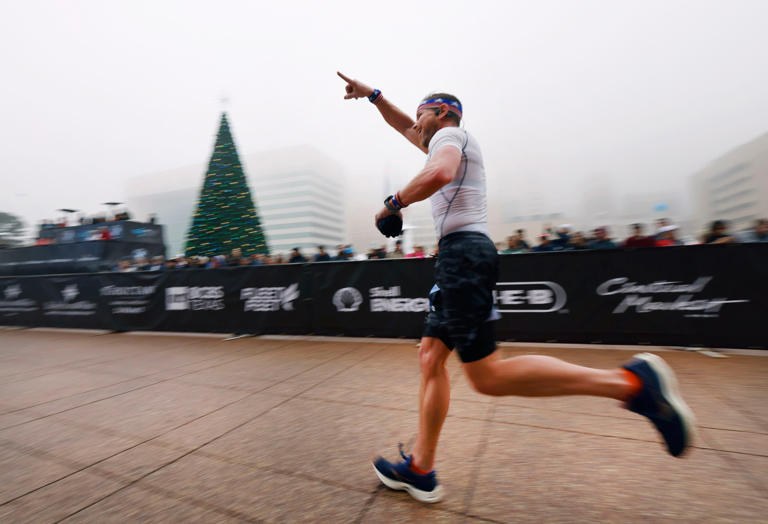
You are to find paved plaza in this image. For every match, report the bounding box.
[0,328,766,523]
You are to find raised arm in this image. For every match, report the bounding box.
[337,71,427,154]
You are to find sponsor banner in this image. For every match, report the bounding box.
[0,244,765,348]
[494,281,568,313]
[310,258,435,337]
[155,265,309,334]
[32,275,110,329]
[492,245,764,348]
[0,279,40,325]
[158,268,248,334]
[236,264,309,334]
[97,272,167,331]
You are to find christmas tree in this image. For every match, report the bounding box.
[185,112,269,257]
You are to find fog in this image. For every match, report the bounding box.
[1,0,767,238]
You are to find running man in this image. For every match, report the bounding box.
[337,72,696,503]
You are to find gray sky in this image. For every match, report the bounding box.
[1,0,767,234]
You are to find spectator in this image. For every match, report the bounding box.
[406,246,426,258]
[624,223,655,248]
[568,231,588,250]
[656,225,682,246]
[503,234,527,254]
[654,218,671,240]
[587,227,617,250]
[134,256,150,271]
[389,240,405,258]
[516,229,531,250]
[368,245,387,259]
[289,247,307,263]
[249,254,265,265]
[533,234,554,252]
[147,255,164,271]
[114,257,136,272]
[314,245,331,262]
[405,246,426,258]
[209,255,227,268]
[334,245,354,261]
[738,218,768,243]
[114,209,131,221]
[551,225,571,251]
[99,226,112,240]
[227,248,243,266]
[703,220,735,244]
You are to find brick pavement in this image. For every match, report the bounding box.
[0,328,766,523]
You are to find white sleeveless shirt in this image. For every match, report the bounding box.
[427,127,489,239]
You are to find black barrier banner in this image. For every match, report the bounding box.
[97,271,168,332]
[158,266,309,334]
[308,258,434,337]
[0,241,167,276]
[0,244,766,349]
[0,274,110,330]
[493,245,767,348]
[234,264,310,335]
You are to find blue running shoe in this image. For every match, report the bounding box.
[623,353,697,457]
[373,444,444,503]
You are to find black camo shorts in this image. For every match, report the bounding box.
[423,231,499,363]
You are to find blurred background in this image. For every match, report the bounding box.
[0,0,766,257]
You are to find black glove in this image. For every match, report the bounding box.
[376,214,403,238]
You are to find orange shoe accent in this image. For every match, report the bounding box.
[409,461,431,476]
[622,368,643,399]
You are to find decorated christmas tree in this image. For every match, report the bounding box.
[185,112,269,257]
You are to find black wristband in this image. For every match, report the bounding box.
[384,195,401,212]
[368,89,381,103]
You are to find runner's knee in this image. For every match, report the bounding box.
[419,339,450,377]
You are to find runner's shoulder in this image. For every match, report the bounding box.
[428,127,468,154]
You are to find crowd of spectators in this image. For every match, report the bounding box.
[109,218,767,272]
[39,209,140,231]
[110,240,435,272]
[500,218,768,254]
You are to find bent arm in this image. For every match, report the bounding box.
[397,146,462,205]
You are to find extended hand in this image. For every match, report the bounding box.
[337,71,374,100]
[375,207,403,238]
[375,206,400,224]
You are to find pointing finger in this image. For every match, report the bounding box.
[337,71,353,83]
